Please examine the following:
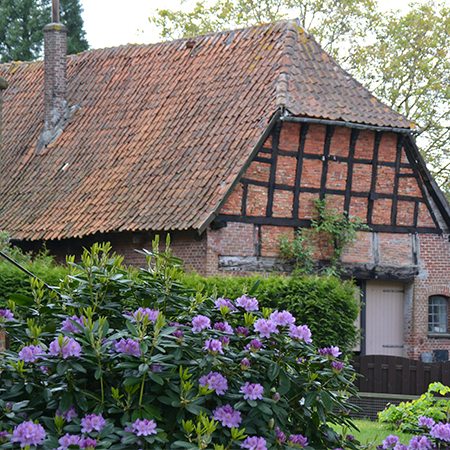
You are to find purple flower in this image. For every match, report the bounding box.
[203,339,224,355]
[289,434,308,447]
[215,298,235,310]
[431,422,450,442]
[249,339,262,352]
[289,324,312,343]
[275,427,286,444]
[241,358,251,370]
[213,404,242,428]
[220,336,230,346]
[61,315,86,333]
[240,382,264,400]
[236,326,249,337]
[418,416,435,429]
[49,336,82,359]
[270,310,295,327]
[0,431,8,444]
[150,365,162,372]
[0,309,14,322]
[382,435,400,449]
[192,315,211,332]
[297,358,305,364]
[409,436,432,450]
[235,295,259,311]
[58,433,81,450]
[11,421,46,447]
[18,344,46,363]
[394,445,408,450]
[332,361,344,374]
[131,308,159,324]
[132,418,157,436]
[56,405,78,422]
[214,321,234,334]
[79,437,97,449]
[115,338,141,357]
[81,413,106,433]
[254,319,278,339]
[318,346,342,359]
[241,436,267,450]
[199,371,228,395]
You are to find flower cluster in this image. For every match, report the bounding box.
[199,371,228,395]
[213,404,242,428]
[131,307,159,323]
[318,346,342,359]
[81,413,106,433]
[18,344,46,363]
[57,405,78,422]
[235,295,259,311]
[61,315,86,333]
[49,336,82,359]
[254,318,278,339]
[203,338,224,355]
[241,436,267,450]
[115,338,141,357]
[240,382,264,400]
[192,314,211,332]
[214,321,234,334]
[11,421,46,447]
[270,310,295,327]
[289,324,313,343]
[132,418,157,436]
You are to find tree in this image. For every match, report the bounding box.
[0,0,89,63]
[149,0,450,196]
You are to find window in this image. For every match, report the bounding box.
[428,295,448,333]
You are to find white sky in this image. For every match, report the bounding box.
[79,0,430,50]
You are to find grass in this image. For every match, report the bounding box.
[332,419,411,447]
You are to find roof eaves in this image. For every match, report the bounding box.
[404,134,450,230]
[197,109,282,235]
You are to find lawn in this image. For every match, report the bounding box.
[333,419,411,447]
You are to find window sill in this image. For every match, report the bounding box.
[428,333,450,339]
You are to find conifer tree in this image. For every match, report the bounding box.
[0,0,88,63]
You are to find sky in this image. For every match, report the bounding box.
[79,0,428,50]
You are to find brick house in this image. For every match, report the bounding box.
[1,19,450,360]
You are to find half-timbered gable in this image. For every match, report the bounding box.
[1,20,450,359]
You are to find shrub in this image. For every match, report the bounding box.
[0,232,68,308]
[379,382,450,431]
[0,240,360,450]
[182,273,360,353]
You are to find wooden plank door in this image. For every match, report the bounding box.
[364,280,404,356]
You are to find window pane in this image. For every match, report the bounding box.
[429,296,448,333]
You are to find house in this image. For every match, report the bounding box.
[1,18,450,360]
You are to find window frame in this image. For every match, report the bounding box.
[428,295,449,336]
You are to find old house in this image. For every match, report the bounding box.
[1,18,450,360]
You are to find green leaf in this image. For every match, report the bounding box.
[59,392,73,413]
[267,363,280,381]
[278,370,291,395]
[56,361,69,376]
[139,363,149,374]
[321,391,334,411]
[304,391,318,408]
[95,368,103,380]
[248,278,261,296]
[9,293,34,306]
[99,422,115,439]
[124,377,142,386]
[126,321,138,336]
[74,391,88,412]
[149,371,164,385]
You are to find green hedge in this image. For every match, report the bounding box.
[182,273,360,353]
[0,259,68,307]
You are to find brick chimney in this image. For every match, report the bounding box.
[38,0,68,149]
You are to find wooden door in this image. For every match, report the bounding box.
[364,280,404,356]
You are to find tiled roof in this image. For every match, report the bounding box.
[0,21,412,241]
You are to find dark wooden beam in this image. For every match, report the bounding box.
[292,123,309,219]
[367,132,382,225]
[344,129,359,213]
[391,134,404,226]
[216,214,441,234]
[241,181,248,216]
[319,125,335,199]
[266,123,282,217]
[218,255,418,280]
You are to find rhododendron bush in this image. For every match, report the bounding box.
[0,240,360,450]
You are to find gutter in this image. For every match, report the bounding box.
[282,115,417,135]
